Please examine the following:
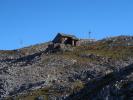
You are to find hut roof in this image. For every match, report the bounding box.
[59,33,79,40]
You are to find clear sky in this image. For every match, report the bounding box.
[0,0,133,50]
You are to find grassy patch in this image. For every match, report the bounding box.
[74,45,133,60]
[5,88,51,100]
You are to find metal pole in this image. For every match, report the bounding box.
[88,32,91,39]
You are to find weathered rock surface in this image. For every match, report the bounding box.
[0,35,132,100]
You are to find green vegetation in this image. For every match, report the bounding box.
[5,88,50,100]
[73,41,133,60]
[0,50,18,55]
[71,80,85,93]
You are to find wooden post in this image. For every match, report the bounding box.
[72,40,75,46]
[61,37,64,43]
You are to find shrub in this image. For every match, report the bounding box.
[71,80,85,93]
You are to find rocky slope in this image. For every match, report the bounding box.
[0,35,133,100]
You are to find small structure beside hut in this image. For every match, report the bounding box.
[53,33,79,46]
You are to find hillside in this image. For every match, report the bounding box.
[0,35,133,100]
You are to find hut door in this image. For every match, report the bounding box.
[65,38,73,45]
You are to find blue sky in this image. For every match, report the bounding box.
[0,0,133,50]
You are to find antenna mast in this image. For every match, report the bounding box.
[88,31,91,39]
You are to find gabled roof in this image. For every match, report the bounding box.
[59,33,79,40]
